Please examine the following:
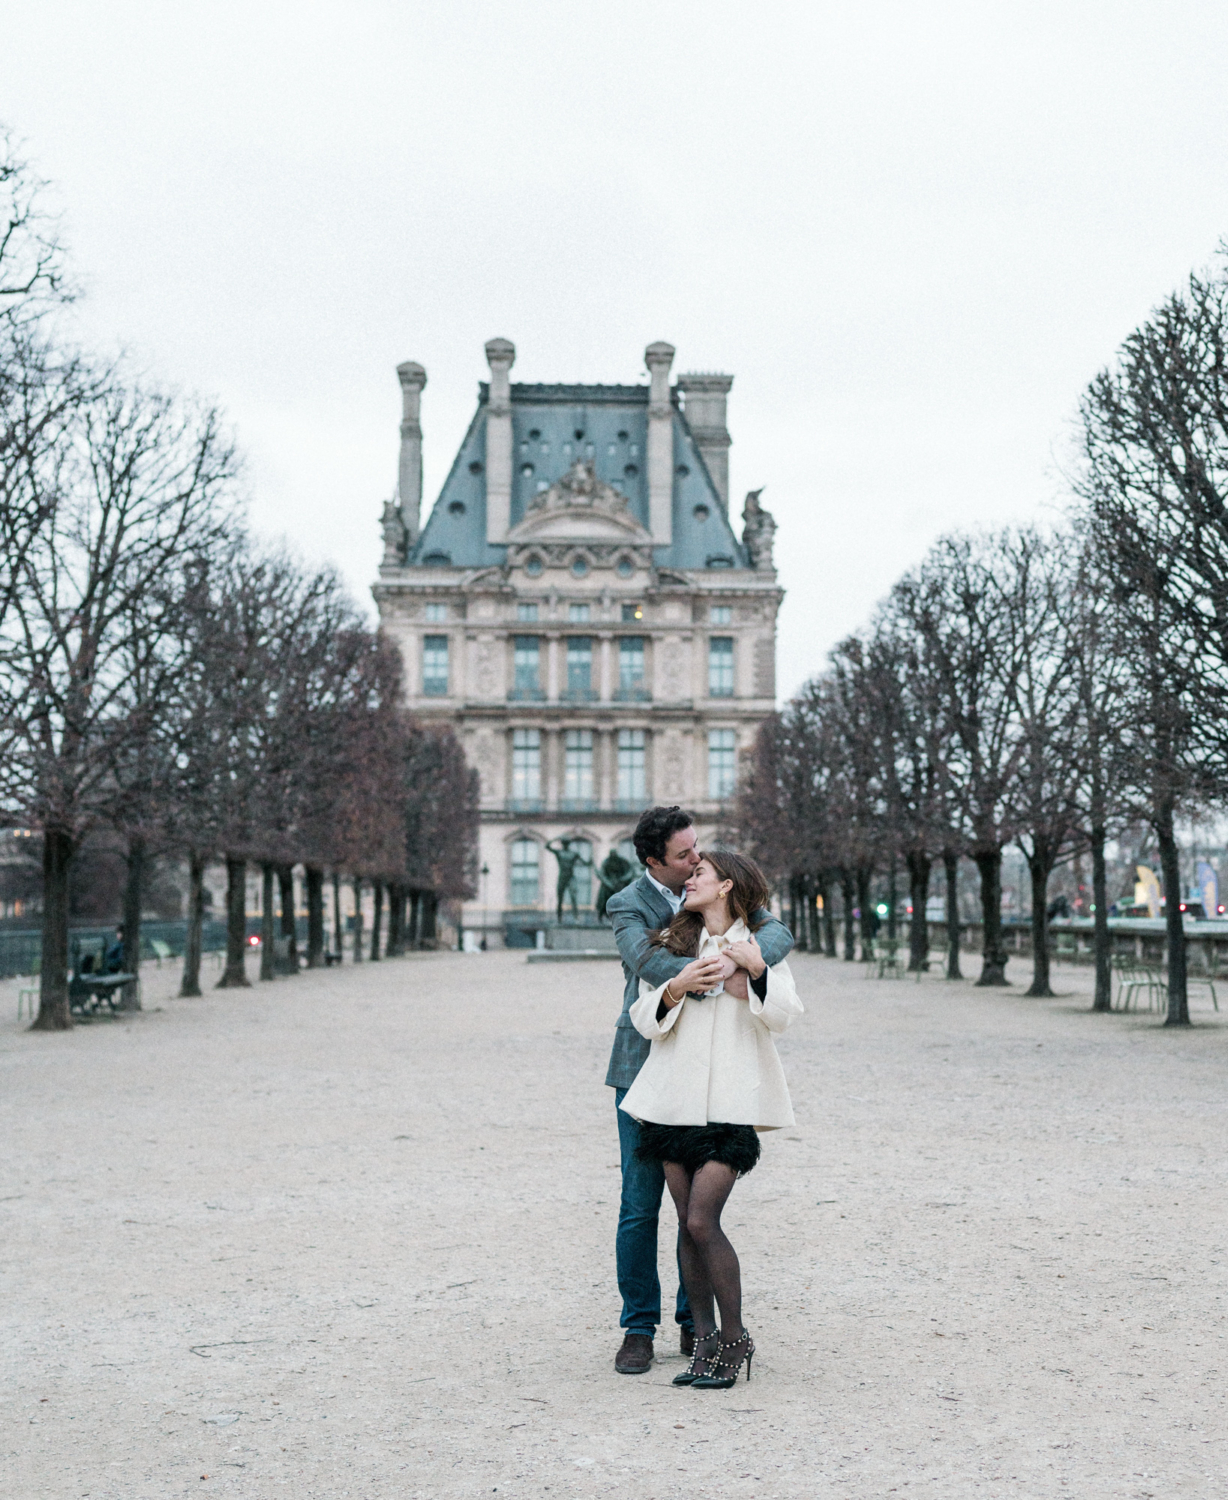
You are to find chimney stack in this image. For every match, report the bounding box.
[676,373,733,510]
[396,361,427,545]
[484,337,516,544]
[644,340,675,545]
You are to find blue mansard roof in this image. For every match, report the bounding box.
[409,383,747,571]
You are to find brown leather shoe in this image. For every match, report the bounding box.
[680,1327,696,1357]
[614,1333,654,1374]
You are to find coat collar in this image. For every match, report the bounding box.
[698,916,750,949]
[636,871,676,925]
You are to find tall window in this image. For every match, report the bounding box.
[566,637,593,697]
[511,728,541,804]
[564,729,594,805]
[710,605,732,624]
[709,637,734,697]
[509,839,540,907]
[512,636,541,697]
[568,602,591,622]
[708,729,737,800]
[422,635,449,696]
[425,602,448,622]
[517,602,539,622]
[617,729,646,804]
[619,637,645,695]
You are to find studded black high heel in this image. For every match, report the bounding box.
[672,1331,721,1386]
[692,1330,754,1389]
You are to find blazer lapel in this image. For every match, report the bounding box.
[636,873,674,927]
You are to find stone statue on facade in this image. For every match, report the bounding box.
[380,498,408,568]
[741,488,777,572]
[546,837,593,923]
[594,848,636,922]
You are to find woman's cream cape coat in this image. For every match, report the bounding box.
[618,918,803,1130]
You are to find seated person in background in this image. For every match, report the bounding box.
[104,928,125,973]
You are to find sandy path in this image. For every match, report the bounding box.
[2,947,1227,1499]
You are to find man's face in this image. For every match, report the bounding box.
[646,824,700,892]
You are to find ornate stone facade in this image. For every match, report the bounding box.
[372,339,782,947]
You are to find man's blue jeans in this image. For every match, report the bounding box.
[615,1087,691,1337]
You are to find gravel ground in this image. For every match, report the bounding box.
[2,945,1227,1500]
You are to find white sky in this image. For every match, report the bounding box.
[6,1,1228,699]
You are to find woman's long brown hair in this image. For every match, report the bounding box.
[650,848,773,956]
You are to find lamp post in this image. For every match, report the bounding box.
[480,863,490,947]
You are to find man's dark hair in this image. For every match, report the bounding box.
[633,805,694,867]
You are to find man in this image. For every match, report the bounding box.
[604,805,795,1374]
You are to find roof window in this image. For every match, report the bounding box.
[694,504,710,520]
[525,555,544,577]
[617,430,629,441]
[624,464,638,478]
[521,463,534,476]
[468,460,483,474]
[676,464,690,477]
[448,501,466,515]
[529,428,541,439]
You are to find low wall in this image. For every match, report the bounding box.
[925,917,1228,972]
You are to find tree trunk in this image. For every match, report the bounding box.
[856,867,874,961]
[181,851,205,997]
[408,890,421,950]
[332,871,344,960]
[943,848,963,980]
[217,856,250,988]
[906,849,931,972]
[1090,825,1111,1012]
[305,866,325,968]
[118,834,145,1010]
[820,873,836,956]
[259,863,276,981]
[421,890,438,946]
[973,848,1009,986]
[32,827,74,1030]
[278,864,298,974]
[370,880,384,961]
[840,870,855,961]
[1155,805,1188,1025]
[887,856,898,941]
[352,877,364,963]
[386,882,404,956]
[1025,845,1055,998]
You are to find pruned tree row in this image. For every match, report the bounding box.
[0,130,478,1030]
[739,246,1228,1029]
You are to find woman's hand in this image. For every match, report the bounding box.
[664,953,725,1006]
[723,936,766,979]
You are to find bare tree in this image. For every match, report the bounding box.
[1075,258,1228,1025]
[0,373,238,1028]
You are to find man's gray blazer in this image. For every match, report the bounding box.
[604,873,796,1090]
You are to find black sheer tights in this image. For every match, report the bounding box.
[663,1160,743,1343]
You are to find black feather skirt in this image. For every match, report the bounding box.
[635,1121,761,1176]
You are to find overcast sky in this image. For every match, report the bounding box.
[6,1,1228,698]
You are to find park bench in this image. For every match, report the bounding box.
[68,971,138,1017]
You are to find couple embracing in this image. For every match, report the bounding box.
[605,805,803,1388]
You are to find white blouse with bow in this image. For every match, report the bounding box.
[618,917,804,1130]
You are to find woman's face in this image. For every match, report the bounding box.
[683,858,731,911]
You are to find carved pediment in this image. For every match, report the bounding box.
[507,460,652,544]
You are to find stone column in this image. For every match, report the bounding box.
[599,633,613,700]
[396,361,427,546]
[484,337,516,544]
[545,727,561,811]
[645,340,675,547]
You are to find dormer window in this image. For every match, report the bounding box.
[521,463,534,476]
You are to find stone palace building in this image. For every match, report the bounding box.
[372,338,782,948]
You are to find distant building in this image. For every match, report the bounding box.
[372,339,782,947]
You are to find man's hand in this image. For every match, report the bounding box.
[724,935,766,979]
[723,967,750,1001]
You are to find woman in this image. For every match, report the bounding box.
[619,849,803,1389]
